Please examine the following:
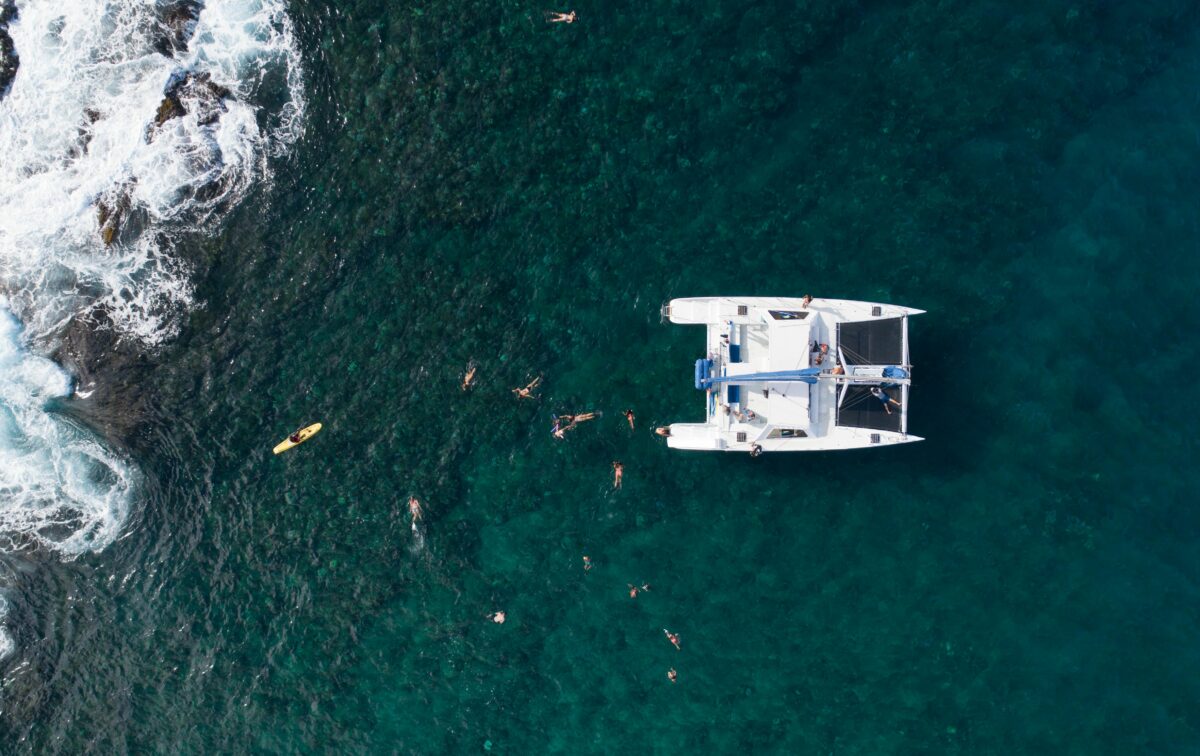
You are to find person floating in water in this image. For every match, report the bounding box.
[663,629,681,650]
[461,362,477,391]
[489,610,506,624]
[628,583,650,599]
[553,411,597,438]
[512,376,542,399]
[612,461,623,489]
[871,386,901,414]
[547,10,576,23]
[623,409,635,431]
[408,496,423,521]
[654,426,671,437]
[582,555,592,572]
[667,668,678,683]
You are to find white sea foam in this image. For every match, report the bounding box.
[0,0,304,657]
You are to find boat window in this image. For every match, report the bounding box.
[767,428,807,439]
[768,310,809,320]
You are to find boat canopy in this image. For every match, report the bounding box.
[701,367,821,387]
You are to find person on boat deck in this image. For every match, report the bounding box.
[802,294,813,309]
[811,341,829,365]
[749,443,763,457]
[871,387,902,414]
[289,429,303,443]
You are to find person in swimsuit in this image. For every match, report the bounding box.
[749,443,763,458]
[408,496,423,521]
[654,426,671,437]
[612,461,623,489]
[663,629,681,650]
[582,555,592,572]
[802,294,813,309]
[512,376,542,399]
[489,610,506,624]
[461,363,477,391]
[547,10,576,23]
[832,365,845,375]
[623,409,635,431]
[628,583,650,599]
[871,387,901,414]
[289,429,303,443]
[667,668,678,683]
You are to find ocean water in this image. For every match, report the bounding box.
[0,0,1198,751]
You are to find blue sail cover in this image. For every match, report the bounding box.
[882,366,909,379]
[703,367,821,387]
[694,358,712,389]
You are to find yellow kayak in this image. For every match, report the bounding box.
[273,423,323,455]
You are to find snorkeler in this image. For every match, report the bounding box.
[612,461,623,489]
[628,583,650,599]
[512,376,542,399]
[663,629,681,650]
[623,409,635,431]
[461,362,477,391]
[547,10,576,23]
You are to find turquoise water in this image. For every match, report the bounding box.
[3,0,1200,751]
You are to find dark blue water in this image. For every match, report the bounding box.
[2,0,1199,751]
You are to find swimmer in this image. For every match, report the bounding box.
[547,10,576,23]
[623,409,635,431]
[612,461,623,489]
[582,555,592,572]
[408,496,423,521]
[654,426,671,437]
[489,611,506,624]
[667,668,678,683]
[512,376,542,399]
[663,629,681,650]
[628,583,650,599]
[802,294,813,309]
[461,362,477,391]
[572,412,598,424]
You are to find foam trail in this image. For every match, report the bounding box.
[0,0,305,657]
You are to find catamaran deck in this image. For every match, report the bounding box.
[663,296,923,453]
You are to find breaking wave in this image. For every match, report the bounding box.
[0,0,305,656]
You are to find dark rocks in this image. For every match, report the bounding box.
[151,71,233,130]
[153,1,203,57]
[0,0,18,100]
[96,184,134,246]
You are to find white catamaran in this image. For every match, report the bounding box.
[661,296,923,453]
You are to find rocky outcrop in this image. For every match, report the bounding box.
[153,1,203,57]
[96,184,134,246]
[0,0,18,100]
[152,71,233,130]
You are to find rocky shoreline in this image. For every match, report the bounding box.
[0,0,18,100]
